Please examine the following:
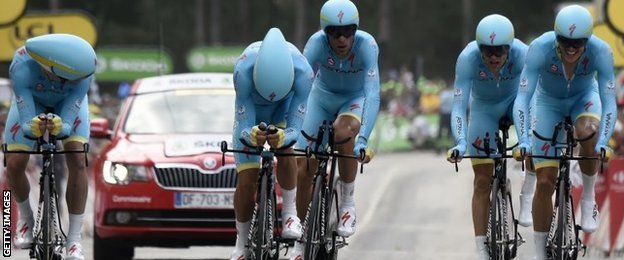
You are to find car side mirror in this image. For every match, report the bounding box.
[90,118,112,139]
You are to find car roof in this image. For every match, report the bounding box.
[133,72,234,95]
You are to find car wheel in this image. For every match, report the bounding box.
[93,226,134,260]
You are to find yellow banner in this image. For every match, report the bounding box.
[605,0,624,37]
[0,12,97,61]
[0,0,27,26]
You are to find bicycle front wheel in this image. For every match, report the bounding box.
[36,172,52,260]
[253,173,270,260]
[304,174,324,260]
[488,179,503,260]
[549,179,576,260]
[320,178,340,260]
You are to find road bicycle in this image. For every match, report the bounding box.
[530,117,602,260]
[220,124,299,260]
[452,117,524,259]
[299,120,363,260]
[2,131,89,260]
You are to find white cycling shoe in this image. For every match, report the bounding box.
[230,247,251,260]
[336,206,356,237]
[518,194,533,227]
[580,199,599,233]
[281,214,303,239]
[288,241,304,260]
[65,241,85,260]
[14,219,33,249]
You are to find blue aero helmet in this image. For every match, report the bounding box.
[253,28,294,102]
[475,14,514,46]
[320,0,359,30]
[554,5,593,39]
[25,33,97,81]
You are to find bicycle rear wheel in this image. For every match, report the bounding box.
[304,174,324,260]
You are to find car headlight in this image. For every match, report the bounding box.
[102,161,148,185]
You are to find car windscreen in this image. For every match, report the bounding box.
[123,89,234,134]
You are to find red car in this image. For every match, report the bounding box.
[90,73,243,260]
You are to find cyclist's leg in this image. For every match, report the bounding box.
[467,101,503,259]
[333,94,366,237]
[4,98,37,248]
[571,88,601,233]
[60,98,89,259]
[531,95,564,258]
[294,88,333,222]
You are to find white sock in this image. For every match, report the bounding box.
[280,187,297,217]
[234,220,251,249]
[534,231,548,259]
[521,171,536,196]
[17,199,34,223]
[67,213,84,244]
[340,181,355,207]
[581,173,596,201]
[475,235,488,254]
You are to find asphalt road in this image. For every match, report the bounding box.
[9,151,616,259]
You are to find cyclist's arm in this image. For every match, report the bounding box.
[357,36,381,141]
[283,52,314,146]
[512,44,542,145]
[302,32,323,75]
[233,58,258,145]
[450,48,474,148]
[57,77,91,137]
[594,41,617,148]
[9,57,39,136]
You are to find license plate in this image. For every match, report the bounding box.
[174,192,234,209]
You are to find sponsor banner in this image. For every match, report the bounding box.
[186,46,244,73]
[95,48,173,81]
[0,0,26,26]
[0,12,97,61]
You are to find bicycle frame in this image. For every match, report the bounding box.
[456,118,523,260]
[300,120,360,260]
[2,135,89,260]
[531,117,598,260]
[220,138,299,260]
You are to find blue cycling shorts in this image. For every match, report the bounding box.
[531,89,601,169]
[467,94,516,165]
[295,87,364,150]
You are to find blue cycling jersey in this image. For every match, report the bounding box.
[513,32,617,150]
[302,30,381,141]
[232,41,313,170]
[5,47,91,150]
[451,39,529,149]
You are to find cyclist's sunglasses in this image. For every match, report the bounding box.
[556,35,588,49]
[478,45,509,58]
[325,25,357,39]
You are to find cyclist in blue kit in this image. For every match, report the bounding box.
[4,33,96,260]
[446,14,536,259]
[511,5,617,259]
[291,0,380,258]
[229,28,314,260]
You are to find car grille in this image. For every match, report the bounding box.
[154,166,237,189]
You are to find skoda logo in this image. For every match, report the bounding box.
[203,157,217,169]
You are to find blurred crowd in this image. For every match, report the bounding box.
[378,68,624,156]
[379,66,454,153]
